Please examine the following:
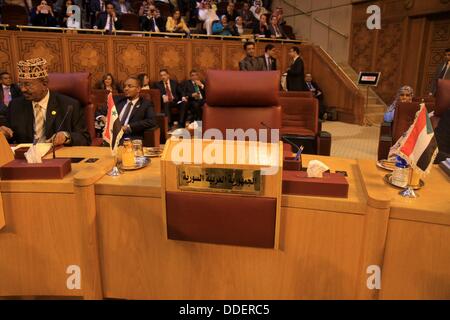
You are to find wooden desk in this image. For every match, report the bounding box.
[1,147,449,299]
[358,160,450,299]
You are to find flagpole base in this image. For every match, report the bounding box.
[399,186,417,198]
[107,165,122,176]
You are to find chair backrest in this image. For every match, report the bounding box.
[435,79,450,117]
[279,91,313,98]
[280,97,318,135]
[120,13,140,31]
[48,72,95,142]
[155,2,172,18]
[140,89,162,113]
[1,5,29,26]
[203,70,282,141]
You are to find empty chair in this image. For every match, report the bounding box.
[1,5,29,26]
[120,13,140,31]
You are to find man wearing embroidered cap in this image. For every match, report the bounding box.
[0,58,90,146]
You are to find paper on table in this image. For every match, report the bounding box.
[11,143,52,158]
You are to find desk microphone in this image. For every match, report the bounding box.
[260,121,302,153]
[52,105,73,159]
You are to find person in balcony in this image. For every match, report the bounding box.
[253,13,270,38]
[268,14,287,39]
[142,4,166,32]
[238,2,255,28]
[198,0,219,35]
[384,85,414,123]
[212,15,236,36]
[94,2,123,32]
[31,0,57,27]
[233,16,245,36]
[113,0,133,15]
[249,0,268,21]
[166,9,190,34]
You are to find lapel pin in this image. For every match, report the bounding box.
[51,110,56,116]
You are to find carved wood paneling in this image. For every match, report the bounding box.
[68,38,108,88]
[16,36,63,73]
[350,23,375,73]
[113,40,150,83]
[0,36,13,75]
[225,44,246,71]
[373,20,404,103]
[153,40,187,81]
[422,19,450,94]
[191,42,222,78]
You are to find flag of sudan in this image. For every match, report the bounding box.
[394,104,439,174]
[103,93,124,155]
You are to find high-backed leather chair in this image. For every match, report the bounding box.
[203,70,282,141]
[48,72,103,146]
[1,5,29,26]
[280,96,331,155]
[279,91,313,98]
[377,101,435,160]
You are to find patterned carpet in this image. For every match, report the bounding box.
[322,121,380,160]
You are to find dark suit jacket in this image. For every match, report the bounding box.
[6,91,91,146]
[432,62,450,95]
[435,108,450,163]
[114,96,156,139]
[286,57,307,91]
[268,24,287,39]
[252,22,270,38]
[306,81,323,100]
[0,84,22,126]
[239,56,265,71]
[260,55,277,71]
[90,0,104,13]
[96,12,123,30]
[113,1,132,14]
[183,80,206,102]
[142,15,166,32]
[153,80,184,103]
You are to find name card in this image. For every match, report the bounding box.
[177,166,263,195]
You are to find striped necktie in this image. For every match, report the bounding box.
[34,103,46,143]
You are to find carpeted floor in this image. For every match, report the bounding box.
[322,121,380,160]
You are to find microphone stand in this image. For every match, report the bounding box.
[260,122,303,153]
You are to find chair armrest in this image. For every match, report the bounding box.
[317,131,331,156]
[377,135,392,160]
[143,127,161,147]
[155,113,169,144]
[380,121,392,137]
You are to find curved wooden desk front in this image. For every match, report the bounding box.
[0,147,449,299]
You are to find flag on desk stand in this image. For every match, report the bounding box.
[102,93,123,155]
[389,103,438,175]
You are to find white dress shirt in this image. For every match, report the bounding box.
[119,97,139,126]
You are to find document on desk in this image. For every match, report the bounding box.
[11,143,53,158]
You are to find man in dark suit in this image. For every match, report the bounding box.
[0,58,90,146]
[0,72,22,126]
[90,0,107,26]
[285,46,307,91]
[142,4,166,32]
[305,73,326,119]
[431,48,450,96]
[183,69,206,122]
[434,108,450,163]
[98,77,156,140]
[152,69,187,128]
[260,44,277,71]
[95,2,122,32]
[239,41,265,71]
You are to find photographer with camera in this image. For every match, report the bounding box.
[31,0,57,27]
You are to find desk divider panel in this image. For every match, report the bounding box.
[161,138,283,249]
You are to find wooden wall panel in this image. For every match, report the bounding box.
[113,40,150,83]
[191,41,222,78]
[67,37,108,88]
[350,0,450,101]
[16,36,64,73]
[0,36,13,75]
[153,40,187,81]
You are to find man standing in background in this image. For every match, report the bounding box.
[285,46,307,91]
[431,48,450,96]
